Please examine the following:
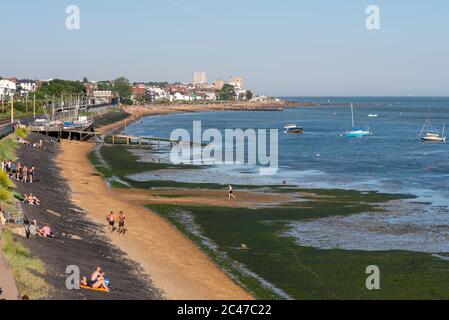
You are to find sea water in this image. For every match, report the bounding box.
[124,97,449,253]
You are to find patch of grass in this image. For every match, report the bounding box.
[0,134,18,160]
[147,199,449,300]
[1,229,50,299]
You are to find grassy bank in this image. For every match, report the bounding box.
[1,229,49,299]
[0,130,49,299]
[148,200,449,300]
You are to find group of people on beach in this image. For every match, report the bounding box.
[24,219,54,239]
[18,137,44,149]
[1,160,36,183]
[106,211,126,235]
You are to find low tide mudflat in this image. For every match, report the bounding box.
[90,143,449,300]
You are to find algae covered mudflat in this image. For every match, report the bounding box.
[89,143,449,300]
[147,201,449,300]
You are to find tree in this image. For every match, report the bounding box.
[97,81,112,90]
[246,90,254,101]
[34,79,86,100]
[82,77,88,83]
[219,84,236,101]
[113,77,132,99]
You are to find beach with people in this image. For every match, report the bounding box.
[8,131,162,299]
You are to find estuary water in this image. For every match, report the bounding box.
[124,97,449,253]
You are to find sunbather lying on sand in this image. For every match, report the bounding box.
[38,224,54,238]
[22,193,41,206]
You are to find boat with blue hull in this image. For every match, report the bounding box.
[345,103,371,137]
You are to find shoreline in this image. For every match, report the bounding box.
[59,111,256,300]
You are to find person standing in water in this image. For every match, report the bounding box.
[228,185,236,200]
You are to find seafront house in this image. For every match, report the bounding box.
[0,79,17,101]
[93,90,114,105]
[17,79,37,96]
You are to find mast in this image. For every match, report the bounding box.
[351,103,355,128]
[419,119,428,138]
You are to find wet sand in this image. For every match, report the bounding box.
[58,140,256,300]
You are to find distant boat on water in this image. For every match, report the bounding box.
[345,103,371,137]
[284,124,304,134]
[419,119,446,142]
[368,114,378,118]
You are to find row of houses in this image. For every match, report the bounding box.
[0,78,39,101]
[131,76,249,103]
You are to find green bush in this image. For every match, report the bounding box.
[0,186,11,202]
[0,170,13,188]
[15,127,29,139]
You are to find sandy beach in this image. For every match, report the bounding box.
[58,139,257,299]
[56,104,301,299]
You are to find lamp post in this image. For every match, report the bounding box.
[10,95,14,124]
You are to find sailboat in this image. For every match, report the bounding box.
[345,103,371,137]
[419,120,446,142]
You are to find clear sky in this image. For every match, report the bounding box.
[1,0,448,96]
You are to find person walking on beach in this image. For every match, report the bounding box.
[107,211,115,232]
[228,185,236,200]
[118,211,126,235]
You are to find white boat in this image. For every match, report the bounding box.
[345,103,371,137]
[284,124,304,134]
[368,114,378,118]
[419,120,446,142]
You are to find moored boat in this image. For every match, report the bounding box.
[284,124,304,134]
[419,120,446,143]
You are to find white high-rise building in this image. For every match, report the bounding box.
[192,71,207,86]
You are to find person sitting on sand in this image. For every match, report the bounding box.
[81,274,110,292]
[27,193,41,206]
[28,220,38,238]
[91,266,104,282]
[38,224,54,238]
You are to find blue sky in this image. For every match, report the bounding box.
[1,0,448,96]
